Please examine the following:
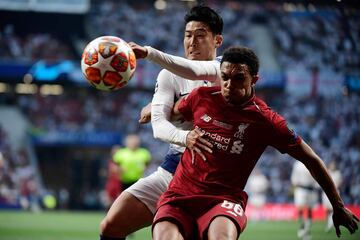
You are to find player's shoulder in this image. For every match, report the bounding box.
[251,96,283,123]
[189,86,220,98]
[157,69,181,83]
[158,69,175,78]
[250,96,270,113]
[158,68,189,83]
[196,86,220,94]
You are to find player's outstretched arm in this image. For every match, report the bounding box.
[128,42,220,83]
[287,140,359,237]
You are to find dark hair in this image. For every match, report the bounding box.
[221,46,259,76]
[184,5,223,35]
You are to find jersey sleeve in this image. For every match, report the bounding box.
[151,69,190,147]
[152,69,176,108]
[146,46,221,84]
[177,88,199,121]
[268,111,302,153]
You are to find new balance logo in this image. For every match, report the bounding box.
[201,114,212,122]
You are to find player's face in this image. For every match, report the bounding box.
[184,21,220,60]
[220,62,258,105]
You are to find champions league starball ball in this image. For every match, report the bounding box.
[81,36,136,91]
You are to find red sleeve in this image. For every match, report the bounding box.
[178,88,200,121]
[268,111,302,153]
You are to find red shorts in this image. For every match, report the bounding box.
[153,194,247,239]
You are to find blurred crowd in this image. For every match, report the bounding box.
[87,1,359,75]
[0,1,358,74]
[17,88,167,161]
[0,126,41,210]
[0,25,74,62]
[269,5,360,74]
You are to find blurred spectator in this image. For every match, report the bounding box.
[113,134,151,189]
[322,160,342,232]
[246,168,269,221]
[104,145,122,208]
[291,161,319,240]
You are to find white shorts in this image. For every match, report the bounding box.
[125,166,173,214]
[294,188,318,208]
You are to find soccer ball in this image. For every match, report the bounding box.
[81,36,136,91]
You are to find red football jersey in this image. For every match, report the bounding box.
[159,86,301,206]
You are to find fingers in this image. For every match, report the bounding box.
[335,224,341,237]
[128,42,147,59]
[195,141,212,154]
[191,128,213,153]
[139,116,150,124]
[138,118,146,124]
[186,128,213,163]
[197,137,213,151]
[190,149,195,164]
[348,224,356,234]
[354,214,360,222]
[349,216,359,234]
[194,147,207,162]
[190,147,206,164]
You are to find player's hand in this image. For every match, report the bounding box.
[332,206,359,237]
[128,42,148,59]
[139,103,151,124]
[186,128,213,163]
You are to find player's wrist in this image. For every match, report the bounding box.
[179,130,190,147]
[144,46,153,59]
[332,199,345,211]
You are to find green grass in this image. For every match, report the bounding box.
[0,210,358,240]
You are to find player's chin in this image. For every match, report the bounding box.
[222,92,230,102]
[187,55,198,60]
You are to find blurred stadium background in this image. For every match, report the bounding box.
[0,0,359,239]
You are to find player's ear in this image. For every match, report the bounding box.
[215,35,223,48]
[251,75,259,86]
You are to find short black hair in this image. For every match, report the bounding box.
[184,5,223,35]
[221,46,259,76]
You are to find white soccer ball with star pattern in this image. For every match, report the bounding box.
[81,36,136,91]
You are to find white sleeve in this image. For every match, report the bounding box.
[151,69,189,147]
[145,46,221,83]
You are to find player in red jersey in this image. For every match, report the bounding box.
[151,46,359,240]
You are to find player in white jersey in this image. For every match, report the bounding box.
[322,161,342,232]
[247,168,269,221]
[291,160,319,239]
[99,6,223,240]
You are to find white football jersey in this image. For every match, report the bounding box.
[151,68,212,153]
